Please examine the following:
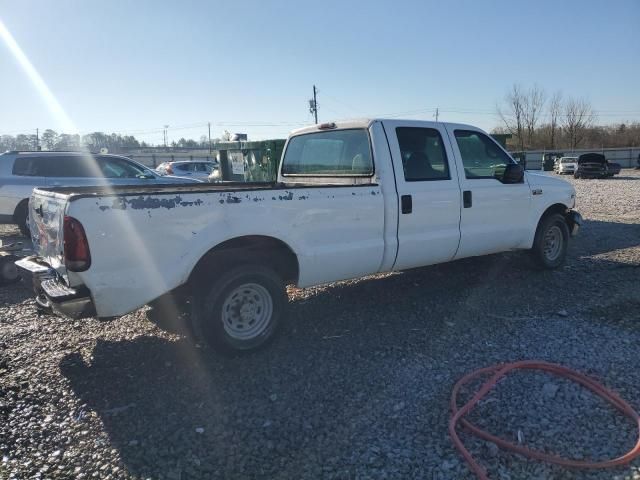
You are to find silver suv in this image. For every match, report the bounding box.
[155,160,218,180]
[0,151,199,235]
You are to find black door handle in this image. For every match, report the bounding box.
[463,190,472,208]
[401,195,412,214]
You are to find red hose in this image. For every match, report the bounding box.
[449,361,640,479]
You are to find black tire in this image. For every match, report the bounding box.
[573,172,580,179]
[14,200,30,237]
[530,213,570,269]
[191,264,286,354]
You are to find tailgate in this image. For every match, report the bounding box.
[29,188,70,278]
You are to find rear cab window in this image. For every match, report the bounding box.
[281,129,373,176]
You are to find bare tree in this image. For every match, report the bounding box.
[497,84,526,152]
[547,91,563,149]
[523,85,546,148]
[563,97,595,150]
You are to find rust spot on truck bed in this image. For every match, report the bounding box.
[278,191,294,201]
[105,195,203,211]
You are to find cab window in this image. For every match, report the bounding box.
[396,127,450,181]
[281,129,373,176]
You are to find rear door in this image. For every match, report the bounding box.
[383,120,462,270]
[445,126,531,258]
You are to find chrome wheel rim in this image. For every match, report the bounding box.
[221,283,273,340]
[543,225,563,261]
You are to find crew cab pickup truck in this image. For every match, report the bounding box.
[17,119,582,353]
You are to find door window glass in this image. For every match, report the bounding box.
[12,157,45,176]
[97,156,149,178]
[47,156,97,177]
[454,130,514,179]
[396,127,450,181]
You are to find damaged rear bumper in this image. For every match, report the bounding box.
[15,256,96,319]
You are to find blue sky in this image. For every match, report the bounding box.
[0,0,638,143]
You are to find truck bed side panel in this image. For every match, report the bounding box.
[67,185,385,317]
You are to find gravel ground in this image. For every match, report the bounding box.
[1,170,640,480]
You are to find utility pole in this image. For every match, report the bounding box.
[208,122,212,155]
[35,128,39,151]
[163,125,169,148]
[309,85,318,124]
[434,108,439,122]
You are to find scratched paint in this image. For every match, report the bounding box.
[97,187,377,213]
[103,195,203,211]
[278,191,294,201]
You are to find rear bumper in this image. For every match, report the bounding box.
[15,256,96,319]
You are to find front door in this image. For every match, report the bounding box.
[445,127,531,259]
[384,120,462,271]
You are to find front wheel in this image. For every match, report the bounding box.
[530,213,570,269]
[191,264,287,354]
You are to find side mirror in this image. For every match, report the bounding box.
[501,163,524,184]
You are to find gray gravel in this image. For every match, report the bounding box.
[1,170,640,480]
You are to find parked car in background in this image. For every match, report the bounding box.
[19,119,581,353]
[574,153,621,179]
[0,151,200,235]
[156,161,218,181]
[554,156,578,175]
[542,152,564,171]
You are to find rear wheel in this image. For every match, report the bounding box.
[191,264,286,354]
[530,213,569,269]
[14,200,29,237]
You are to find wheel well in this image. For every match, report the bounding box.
[540,203,568,221]
[189,235,299,287]
[535,203,569,236]
[13,198,29,221]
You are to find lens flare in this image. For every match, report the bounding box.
[1,19,191,359]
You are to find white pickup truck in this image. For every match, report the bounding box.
[18,119,582,353]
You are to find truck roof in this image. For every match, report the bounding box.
[290,118,478,136]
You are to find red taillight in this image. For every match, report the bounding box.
[63,216,91,272]
[166,164,173,174]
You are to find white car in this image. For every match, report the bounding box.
[19,119,582,353]
[555,156,578,175]
[156,160,218,181]
[0,151,200,235]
